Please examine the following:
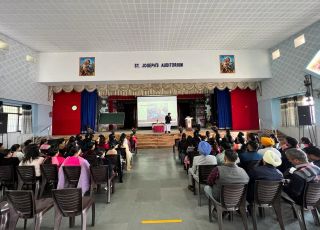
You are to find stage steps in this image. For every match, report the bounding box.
[136,133,181,149]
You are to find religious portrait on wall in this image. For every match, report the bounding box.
[306,50,320,76]
[79,57,95,76]
[219,55,235,73]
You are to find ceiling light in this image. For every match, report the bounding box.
[294,34,305,48]
[0,40,9,49]
[272,49,280,60]
[26,55,36,63]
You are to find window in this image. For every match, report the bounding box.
[280,96,316,127]
[2,105,23,132]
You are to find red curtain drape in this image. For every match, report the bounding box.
[230,88,259,130]
[52,91,81,135]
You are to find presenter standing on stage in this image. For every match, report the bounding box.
[165,113,172,134]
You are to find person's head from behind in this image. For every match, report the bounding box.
[47,145,60,157]
[206,131,210,138]
[168,113,171,116]
[194,130,199,138]
[3,149,13,158]
[304,146,320,161]
[40,138,47,146]
[87,142,95,151]
[198,141,212,156]
[186,136,193,146]
[10,144,21,153]
[67,143,81,157]
[285,148,308,166]
[300,137,312,147]
[269,134,279,143]
[263,150,282,167]
[224,149,238,163]
[260,136,274,148]
[23,144,40,162]
[285,136,298,148]
[220,139,231,151]
[75,134,82,141]
[181,133,186,140]
[99,135,106,144]
[68,136,76,143]
[226,129,231,135]
[24,139,32,147]
[247,141,258,152]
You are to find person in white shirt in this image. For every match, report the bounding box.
[10,144,24,161]
[188,141,217,191]
[258,136,281,158]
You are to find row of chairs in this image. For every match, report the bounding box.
[1,188,94,230]
[190,164,320,230]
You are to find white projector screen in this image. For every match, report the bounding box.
[137,96,178,127]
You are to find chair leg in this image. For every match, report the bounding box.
[69,216,75,228]
[34,213,43,230]
[35,181,40,200]
[81,211,87,230]
[39,181,46,198]
[198,183,201,206]
[208,198,213,222]
[8,212,19,230]
[251,204,258,230]
[217,207,223,230]
[300,206,307,229]
[24,218,28,230]
[54,211,62,230]
[107,181,111,203]
[91,203,95,226]
[273,202,285,230]
[239,206,249,230]
[192,179,196,195]
[311,208,320,226]
[292,205,306,230]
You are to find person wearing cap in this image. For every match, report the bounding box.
[246,150,283,202]
[282,148,320,205]
[304,146,320,167]
[205,149,249,201]
[258,136,281,158]
[187,141,217,192]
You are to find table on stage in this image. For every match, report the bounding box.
[152,123,165,133]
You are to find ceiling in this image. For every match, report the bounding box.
[0,0,319,52]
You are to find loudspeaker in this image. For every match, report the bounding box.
[297,106,312,126]
[0,113,8,134]
[22,104,32,110]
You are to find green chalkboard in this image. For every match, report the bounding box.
[99,112,125,125]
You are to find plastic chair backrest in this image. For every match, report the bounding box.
[220,183,247,211]
[52,188,82,217]
[254,180,283,205]
[6,190,35,218]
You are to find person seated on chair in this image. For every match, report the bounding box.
[204,149,249,201]
[10,144,24,161]
[188,141,217,192]
[304,146,320,167]
[278,136,298,173]
[282,148,320,205]
[0,149,20,167]
[116,133,132,171]
[238,141,262,173]
[57,143,90,195]
[247,150,283,203]
[183,135,196,170]
[258,136,281,158]
[43,145,65,168]
[216,139,240,166]
[225,129,234,145]
[19,144,45,178]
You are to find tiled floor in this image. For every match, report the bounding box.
[17,149,318,229]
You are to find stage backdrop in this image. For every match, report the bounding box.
[52,91,81,135]
[230,88,259,130]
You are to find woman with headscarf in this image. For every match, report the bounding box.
[187,141,217,192]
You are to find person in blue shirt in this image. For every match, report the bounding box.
[238,141,262,173]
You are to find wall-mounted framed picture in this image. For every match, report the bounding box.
[79,57,95,76]
[219,55,235,73]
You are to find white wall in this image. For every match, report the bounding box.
[38,50,271,83]
[0,33,50,106]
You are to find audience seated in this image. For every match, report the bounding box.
[278,136,298,173]
[212,128,221,146]
[269,133,280,149]
[216,139,240,165]
[10,144,24,161]
[304,146,320,167]
[188,141,217,192]
[57,143,90,195]
[282,148,320,205]
[19,144,45,178]
[183,135,196,169]
[225,129,234,144]
[96,135,109,152]
[193,131,201,149]
[258,136,281,158]
[238,141,262,173]
[247,150,283,202]
[205,149,249,201]
[300,137,313,150]
[0,149,20,167]
[39,138,50,151]
[44,145,65,167]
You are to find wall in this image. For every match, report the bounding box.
[0,33,50,106]
[38,50,271,83]
[0,33,52,147]
[258,20,320,144]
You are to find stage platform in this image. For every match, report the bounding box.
[52,129,263,149]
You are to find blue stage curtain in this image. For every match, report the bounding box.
[81,90,97,132]
[214,88,232,129]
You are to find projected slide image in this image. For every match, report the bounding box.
[137,96,178,127]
